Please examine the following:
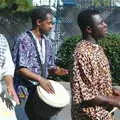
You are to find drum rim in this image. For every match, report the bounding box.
[37,80,70,108]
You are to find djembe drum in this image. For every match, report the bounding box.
[25,80,70,120]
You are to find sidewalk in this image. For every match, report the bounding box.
[57,82,71,120]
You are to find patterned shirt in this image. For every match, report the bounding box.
[12,31,55,88]
[71,40,113,120]
[0,34,15,93]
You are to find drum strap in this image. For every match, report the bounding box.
[14,31,48,100]
[26,31,45,77]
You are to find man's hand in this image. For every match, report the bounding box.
[108,96,120,109]
[39,77,55,94]
[4,75,20,105]
[112,87,120,96]
[7,85,20,105]
[55,67,69,76]
[49,67,69,76]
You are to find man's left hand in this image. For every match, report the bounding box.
[54,67,69,76]
[49,67,69,76]
[7,85,20,104]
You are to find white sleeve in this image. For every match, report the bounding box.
[2,40,15,77]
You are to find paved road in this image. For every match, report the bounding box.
[59,82,120,120]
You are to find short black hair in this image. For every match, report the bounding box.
[77,8,100,32]
[31,6,52,27]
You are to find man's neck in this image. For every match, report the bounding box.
[32,28,42,40]
[83,35,97,44]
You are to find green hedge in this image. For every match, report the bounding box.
[98,33,120,85]
[52,36,80,82]
[0,0,33,13]
[55,33,120,84]
[57,36,81,69]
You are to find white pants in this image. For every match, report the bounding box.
[0,96,17,120]
[0,80,17,120]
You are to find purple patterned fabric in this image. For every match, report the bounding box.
[12,31,55,86]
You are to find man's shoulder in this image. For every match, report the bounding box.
[17,30,31,42]
[43,35,53,47]
[43,34,50,42]
[75,40,99,55]
[0,34,8,47]
[0,34,6,41]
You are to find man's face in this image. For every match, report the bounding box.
[39,13,53,34]
[91,14,108,38]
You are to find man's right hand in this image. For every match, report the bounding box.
[39,78,55,94]
[18,68,55,94]
[109,96,120,109]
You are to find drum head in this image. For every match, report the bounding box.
[37,80,70,108]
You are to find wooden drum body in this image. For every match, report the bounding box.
[25,80,70,119]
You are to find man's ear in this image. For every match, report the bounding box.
[36,19,42,26]
[86,26,92,33]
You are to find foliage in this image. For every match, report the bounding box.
[57,36,81,69]
[98,33,120,85]
[0,0,33,13]
[92,0,110,6]
[55,34,120,85]
[51,36,81,82]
